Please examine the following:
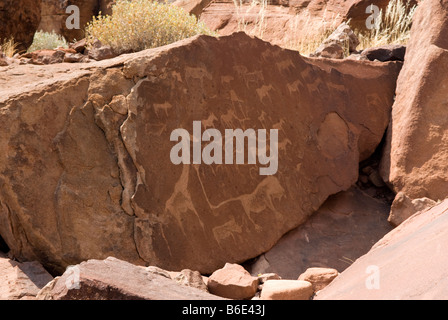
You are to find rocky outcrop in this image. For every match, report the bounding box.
[246,186,393,279]
[312,23,359,59]
[40,257,224,300]
[380,0,448,203]
[298,267,339,291]
[208,263,259,299]
[360,44,406,62]
[0,253,53,300]
[198,0,415,50]
[199,0,346,49]
[173,0,213,17]
[0,0,42,51]
[260,279,313,300]
[388,192,436,226]
[315,198,448,299]
[39,0,113,42]
[0,32,400,275]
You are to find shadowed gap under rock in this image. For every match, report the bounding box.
[243,133,396,279]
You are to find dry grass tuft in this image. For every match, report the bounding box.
[232,0,417,56]
[1,38,20,57]
[355,0,417,50]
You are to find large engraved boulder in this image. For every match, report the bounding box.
[0,33,400,274]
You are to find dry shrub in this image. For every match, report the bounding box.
[85,0,215,54]
[27,31,68,53]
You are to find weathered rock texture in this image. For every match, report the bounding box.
[260,279,313,300]
[246,186,393,279]
[199,0,345,49]
[41,257,224,300]
[39,0,114,41]
[208,263,258,299]
[0,0,42,51]
[360,44,406,62]
[315,198,448,300]
[380,0,448,202]
[198,0,416,49]
[388,192,436,226]
[0,33,400,274]
[0,253,53,300]
[298,267,339,291]
[312,23,359,59]
[173,0,213,17]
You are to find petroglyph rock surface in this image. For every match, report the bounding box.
[0,33,400,274]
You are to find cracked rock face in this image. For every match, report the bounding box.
[380,0,448,203]
[0,33,400,274]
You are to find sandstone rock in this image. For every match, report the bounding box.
[145,266,172,279]
[311,42,345,59]
[35,277,59,300]
[199,0,395,49]
[315,198,448,299]
[361,45,406,62]
[0,33,400,275]
[23,49,66,65]
[0,0,42,51]
[345,0,418,32]
[0,256,53,300]
[260,279,313,300]
[99,0,115,15]
[40,257,224,300]
[380,0,448,202]
[246,186,393,279]
[388,192,436,226]
[87,44,117,61]
[368,170,385,187]
[258,273,281,284]
[199,0,346,49]
[0,53,9,66]
[173,0,213,17]
[38,0,100,42]
[208,263,259,300]
[69,38,87,54]
[64,52,86,63]
[298,267,339,291]
[174,269,209,292]
[346,53,369,61]
[313,23,359,58]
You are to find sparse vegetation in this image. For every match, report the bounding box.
[233,0,268,39]
[286,10,342,56]
[1,37,20,57]
[232,0,417,56]
[85,0,215,54]
[355,0,417,50]
[27,31,68,53]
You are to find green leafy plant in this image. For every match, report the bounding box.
[85,0,215,54]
